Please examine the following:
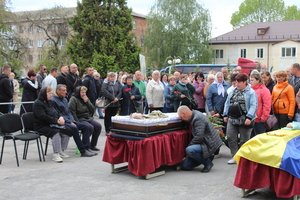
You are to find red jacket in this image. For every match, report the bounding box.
[252,83,271,122]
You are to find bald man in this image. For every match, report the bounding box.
[174,71,181,83]
[177,105,222,172]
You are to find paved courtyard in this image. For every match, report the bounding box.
[0,117,295,200]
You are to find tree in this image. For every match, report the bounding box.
[0,0,25,74]
[67,0,140,77]
[230,0,285,29]
[284,5,300,20]
[144,0,212,68]
[22,6,71,68]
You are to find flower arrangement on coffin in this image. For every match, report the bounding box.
[208,115,229,147]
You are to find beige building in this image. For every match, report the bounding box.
[210,20,300,72]
[8,7,147,70]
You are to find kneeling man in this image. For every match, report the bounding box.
[178,105,223,172]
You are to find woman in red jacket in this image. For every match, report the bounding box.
[250,71,271,136]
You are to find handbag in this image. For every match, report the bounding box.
[95,97,108,108]
[228,103,244,119]
[231,115,246,126]
[231,115,255,127]
[266,115,278,130]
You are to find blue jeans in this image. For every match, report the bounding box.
[97,107,104,118]
[181,144,212,170]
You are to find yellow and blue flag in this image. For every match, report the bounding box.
[234,129,300,178]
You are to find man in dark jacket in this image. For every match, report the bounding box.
[36,64,47,90]
[66,63,82,100]
[52,84,97,157]
[82,67,97,105]
[289,63,300,94]
[178,105,223,173]
[56,65,69,86]
[0,65,13,113]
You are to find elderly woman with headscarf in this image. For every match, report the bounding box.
[146,70,165,112]
[206,72,231,117]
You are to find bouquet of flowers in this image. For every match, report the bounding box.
[208,115,228,147]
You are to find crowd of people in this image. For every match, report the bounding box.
[1,62,300,167]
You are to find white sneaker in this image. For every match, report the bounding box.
[59,151,70,158]
[52,153,63,163]
[227,158,236,165]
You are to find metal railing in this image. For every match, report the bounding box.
[0,101,34,113]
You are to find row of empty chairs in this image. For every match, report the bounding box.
[0,112,46,167]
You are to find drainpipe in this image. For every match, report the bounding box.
[267,43,270,68]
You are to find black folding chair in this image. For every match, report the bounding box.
[0,113,44,167]
[21,112,45,161]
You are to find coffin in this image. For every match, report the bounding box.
[111,113,186,137]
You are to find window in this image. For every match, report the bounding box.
[214,49,224,59]
[48,40,54,46]
[257,27,269,35]
[257,48,263,58]
[240,49,247,58]
[140,35,144,47]
[282,47,296,57]
[38,54,43,61]
[36,26,43,33]
[28,40,33,48]
[37,40,43,48]
[59,38,66,46]
[28,25,33,33]
[11,25,17,32]
[18,25,23,33]
[132,20,136,30]
[28,55,33,63]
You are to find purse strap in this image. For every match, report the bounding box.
[272,85,288,112]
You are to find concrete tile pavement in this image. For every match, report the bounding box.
[0,118,290,200]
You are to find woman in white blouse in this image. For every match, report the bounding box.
[146,70,165,112]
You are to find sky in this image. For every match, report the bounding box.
[9,0,300,38]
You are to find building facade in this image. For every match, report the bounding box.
[210,21,300,72]
[8,7,147,70]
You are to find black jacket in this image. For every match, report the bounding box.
[33,88,60,131]
[82,75,97,105]
[20,78,38,115]
[101,80,122,108]
[0,74,13,102]
[189,110,223,158]
[21,78,38,102]
[120,83,141,115]
[66,72,82,99]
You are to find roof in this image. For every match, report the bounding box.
[210,20,300,44]
[12,7,146,22]
[13,7,77,22]
[132,12,147,19]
